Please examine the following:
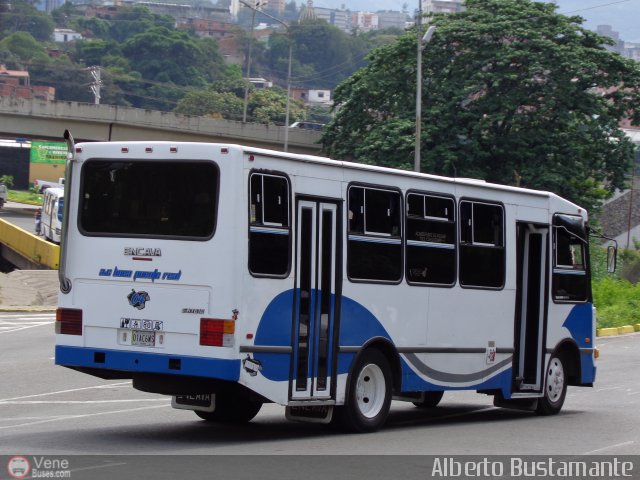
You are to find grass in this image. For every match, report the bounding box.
[593,277,640,328]
[7,189,43,206]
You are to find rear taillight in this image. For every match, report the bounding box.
[56,308,83,335]
[200,318,234,347]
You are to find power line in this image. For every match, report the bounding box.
[559,0,633,15]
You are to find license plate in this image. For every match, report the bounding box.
[172,394,215,412]
[132,330,155,347]
[117,329,165,347]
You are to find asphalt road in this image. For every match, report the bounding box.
[1,312,638,460]
[0,202,37,233]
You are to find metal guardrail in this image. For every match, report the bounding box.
[0,218,59,269]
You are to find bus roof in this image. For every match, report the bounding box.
[73,141,583,213]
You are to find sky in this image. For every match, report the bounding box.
[311,0,640,43]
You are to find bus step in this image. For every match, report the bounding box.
[493,395,537,412]
[285,405,333,424]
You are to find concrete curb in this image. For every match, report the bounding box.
[0,306,56,312]
[597,325,640,337]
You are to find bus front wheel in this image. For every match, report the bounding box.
[338,348,392,433]
[536,354,567,415]
[195,394,262,423]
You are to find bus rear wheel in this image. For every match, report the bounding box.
[413,391,444,409]
[195,394,262,423]
[536,354,567,415]
[337,348,392,433]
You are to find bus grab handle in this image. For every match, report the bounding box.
[59,129,75,294]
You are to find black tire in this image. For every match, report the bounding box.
[536,354,567,415]
[195,394,262,423]
[412,391,444,409]
[337,348,392,433]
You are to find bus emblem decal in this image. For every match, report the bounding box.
[128,289,150,310]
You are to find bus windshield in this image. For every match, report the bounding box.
[79,160,218,239]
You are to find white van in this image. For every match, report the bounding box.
[41,187,64,243]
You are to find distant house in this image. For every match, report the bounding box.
[248,78,273,89]
[351,12,379,32]
[53,28,82,43]
[178,19,237,39]
[292,88,332,106]
[598,128,640,248]
[0,65,56,101]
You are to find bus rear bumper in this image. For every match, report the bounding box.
[55,346,241,382]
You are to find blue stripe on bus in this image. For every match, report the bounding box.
[253,289,392,382]
[562,303,596,384]
[55,346,241,381]
[400,357,513,395]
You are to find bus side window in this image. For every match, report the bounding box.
[552,215,588,302]
[406,193,456,286]
[347,185,402,282]
[459,200,505,289]
[248,172,291,277]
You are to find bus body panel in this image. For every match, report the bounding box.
[56,141,595,422]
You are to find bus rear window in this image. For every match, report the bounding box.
[80,160,218,239]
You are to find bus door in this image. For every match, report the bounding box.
[513,223,549,393]
[291,198,341,400]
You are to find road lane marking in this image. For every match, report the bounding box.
[0,382,132,403]
[0,404,170,430]
[0,323,53,334]
[583,441,636,455]
[0,399,170,404]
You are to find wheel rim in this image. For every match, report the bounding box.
[355,363,386,419]
[546,357,565,404]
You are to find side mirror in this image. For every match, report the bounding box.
[607,245,617,273]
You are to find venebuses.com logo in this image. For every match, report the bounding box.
[6,456,71,478]
[7,456,30,479]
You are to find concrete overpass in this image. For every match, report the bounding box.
[0,96,324,154]
[0,97,326,271]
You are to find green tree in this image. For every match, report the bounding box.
[322,0,640,212]
[0,32,50,63]
[52,2,81,29]
[210,65,247,98]
[108,6,175,43]
[29,60,93,102]
[0,175,14,188]
[121,27,208,86]
[289,19,355,88]
[248,87,305,124]
[72,16,111,39]
[174,89,244,119]
[74,39,123,66]
[0,0,54,42]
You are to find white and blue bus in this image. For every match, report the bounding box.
[41,187,64,243]
[55,136,602,432]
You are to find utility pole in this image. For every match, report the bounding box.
[240,0,292,151]
[242,0,267,123]
[414,9,436,173]
[87,66,102,105]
